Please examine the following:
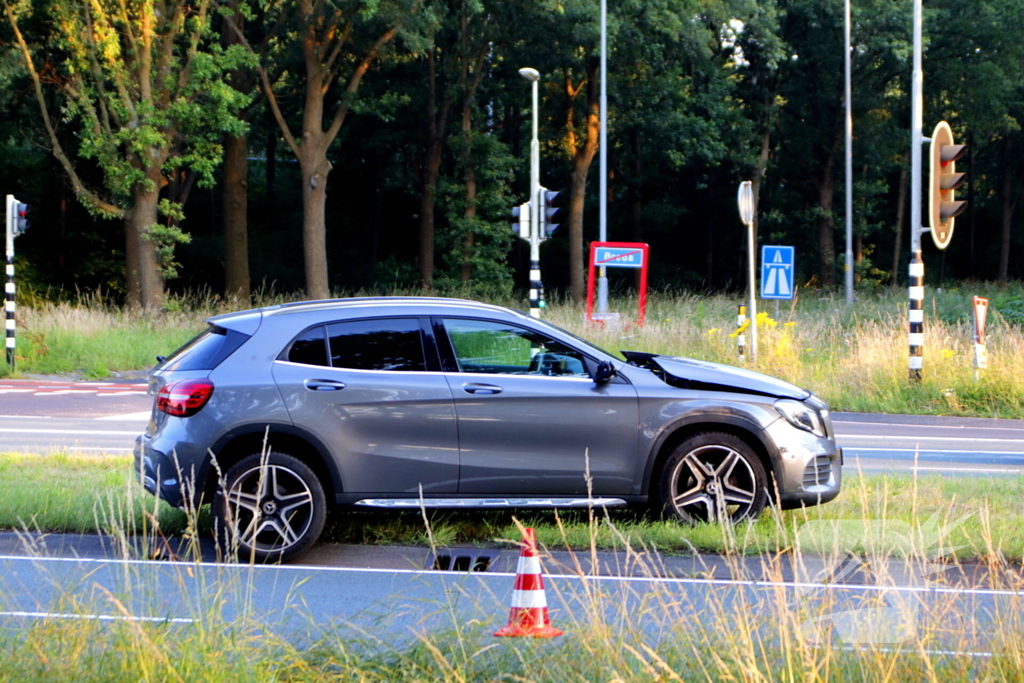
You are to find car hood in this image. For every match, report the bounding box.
[623,352,809,400]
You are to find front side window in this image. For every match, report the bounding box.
[442,318,588,377]
[327,318,426,372]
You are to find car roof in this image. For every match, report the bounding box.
[207,297,526,328]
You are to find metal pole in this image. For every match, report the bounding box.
[844,0,854,304]
[519,68,544,318]
[597,0,609,315]
[747,218,758,361]
[908,0,924,380]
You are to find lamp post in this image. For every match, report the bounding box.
[844,0,854,304]
[519,67,543,317]
[737,181,757,361]
[597,0,609,315]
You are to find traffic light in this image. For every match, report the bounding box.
[538,187,562,239]
[12,202,30,235]
[511,201,531,239]
[6,196,30,237]
[928,120,966,250]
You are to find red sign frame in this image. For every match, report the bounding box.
[586,241,650,327]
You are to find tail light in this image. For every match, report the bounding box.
[157,379,215,417]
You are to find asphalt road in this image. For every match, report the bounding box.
[0,550,1018,654]
[1,380,1022,656]
[1,379,1023,477]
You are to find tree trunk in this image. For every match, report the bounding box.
[817,158,836,288]
[461,166,477,282]
[299,149,331,300]
[889,152,908,285]
[751,127,771,242]
[265,116,278,225]
[568,159,590,301]
[124,215,141,306]
[998,138,1019,284]
[418,46,450,289]
[221,2,250,300]
[967,131,976,275]
[630,131,643,290]
[565,62,601,302]
[223,131,250,299]
[127,173,164,309]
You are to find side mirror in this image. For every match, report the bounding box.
[591,360,616,384]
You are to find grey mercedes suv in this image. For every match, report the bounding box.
[135,297,841,562]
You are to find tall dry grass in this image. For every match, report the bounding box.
[5,285,1024,415]
[1,460,1022,682]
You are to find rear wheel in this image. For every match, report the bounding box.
[214,451,327,563]
[660,432,768,524]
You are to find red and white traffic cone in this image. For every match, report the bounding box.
[494,528,563,638]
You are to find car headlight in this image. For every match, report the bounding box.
[775,399,826,437]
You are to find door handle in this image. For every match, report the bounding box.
[304,379,346,391]
[462,383,503,395]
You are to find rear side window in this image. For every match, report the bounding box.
[287,326,329,366]
[327,318,426,372]
[161,325,249,372]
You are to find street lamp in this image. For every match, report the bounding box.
[519,67,543,317]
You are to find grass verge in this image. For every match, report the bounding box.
[0,453,1022,682]
[7,284,1024,416]
[2,452,1021,563]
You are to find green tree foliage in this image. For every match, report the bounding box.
[3,0,252,307]
[3,0,1024,301]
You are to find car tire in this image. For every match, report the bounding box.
[214,451,327,563]
[659,432,768,524]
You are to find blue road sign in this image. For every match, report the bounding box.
[593,246,644,269]
[761,246,795,299]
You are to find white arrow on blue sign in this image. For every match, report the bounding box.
[760,246,795,299]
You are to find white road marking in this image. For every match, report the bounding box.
[846,446,1024,456]
[834,420,1024,433]
[0,428,138,435]
[837,434,1024,445]
[0,610,194,624]
[52,447,134,453]
[0,555,1019,598]
[96,412,151,421]
[909,467,1023,473]
[36,390,97,395]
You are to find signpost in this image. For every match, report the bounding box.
[973,296,988,381]
[585,241,649,327]
[737,181,757,360]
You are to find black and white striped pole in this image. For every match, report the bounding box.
[907,0,966,381]
[5,194,29,372]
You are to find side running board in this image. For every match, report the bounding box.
[354,497,628,509]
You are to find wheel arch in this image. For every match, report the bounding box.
[204,425,342,504]
[643,416,781,503]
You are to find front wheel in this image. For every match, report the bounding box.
[659,432,768,524]
[214,451,327,563]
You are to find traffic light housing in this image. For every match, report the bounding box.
[928,121,966,250]
[538,187,562,239]
[12,202,30,235]
[511,201,531,239]
[6,196,30,237]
